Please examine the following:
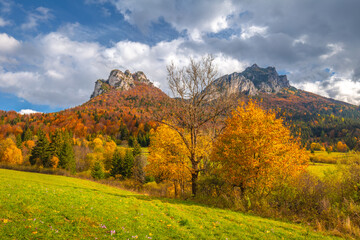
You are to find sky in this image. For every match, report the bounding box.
[1,0,360,113]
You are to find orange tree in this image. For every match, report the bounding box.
[211,100,308,197]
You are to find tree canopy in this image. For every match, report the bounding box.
[211,100,309,196]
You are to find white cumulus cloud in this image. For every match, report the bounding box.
[0,33,20,53]
[18,109,41,115]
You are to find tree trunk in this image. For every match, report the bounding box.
[191,172,198,196]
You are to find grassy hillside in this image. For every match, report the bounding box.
[0,169,340,239]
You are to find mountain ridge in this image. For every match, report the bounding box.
[207,64,291,99]
[1,65,359,149]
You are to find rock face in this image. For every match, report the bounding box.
[90,69,153,99]
[209,64,290,98]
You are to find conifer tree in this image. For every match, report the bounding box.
[119,123,129,140]
[123,149,134,178]
[132,139,141,157]
[58,132,75,173]
[29,130,50,166]
[22,128,33,141]
[91,161,104,179]
[15,134,22,149]
[110,149,122,177]
[133,155,146,183]
[48,129,64,158]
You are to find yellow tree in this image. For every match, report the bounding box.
[103,140,117,170]
[155,55,233,196]
[0,138,23,165]
[336,141,348,152]
[211,100,308,197]
[147,124,211,197]
[146,125,191,197]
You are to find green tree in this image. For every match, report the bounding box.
[29,130,50,166]
[110,149,122,177]
[119,123,129,140]
[110,149,133,178]
[49,129,64,158]
[91,161,105,179]
[15,134,22,149]
[133,155,146,183]
[59,138,76,173]
[132,139,141,157]
[123,149,134,178]
[22,128,33,141]
[128,135,135,147]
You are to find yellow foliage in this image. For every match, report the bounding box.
[50,156,59,169]
[0,138,23,165]
[103,140,117,170]
[311,142,325,151]
[336,141,348,152]
[23,140,35,150]
[86,152,104,168]
[146,124,191,196]
[92,137,104,152]
[212,100,308,195]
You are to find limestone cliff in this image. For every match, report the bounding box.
[207,64,291,99]
[90,69,153,99]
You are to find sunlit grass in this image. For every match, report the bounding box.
[0,169,341,239]
[307,163,337,178]
[310,151,360,164]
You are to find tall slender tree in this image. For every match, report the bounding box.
[155,55,233,196]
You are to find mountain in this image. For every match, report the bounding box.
[208,64,290,98]
[207,64,360,147]
[90,69,153,98]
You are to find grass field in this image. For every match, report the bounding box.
[310,151,359,164]
[307,163,337,178]
[0,169,341,239]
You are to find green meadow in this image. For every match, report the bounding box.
[0,169,341,239]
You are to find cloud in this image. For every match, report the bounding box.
[294,74,360,104]
[0,17,10,27]
[0,31,247,107]
[101,0,236,40]
[240,25,268,40]
[92,0,360,104]
[18,109,40,115]
[0,33,20,52]
[0,0,12,13]
[21,7,52,30]
[3,0,360,107]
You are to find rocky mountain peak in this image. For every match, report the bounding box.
[206,64,291,99]
[90,69,153,99]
